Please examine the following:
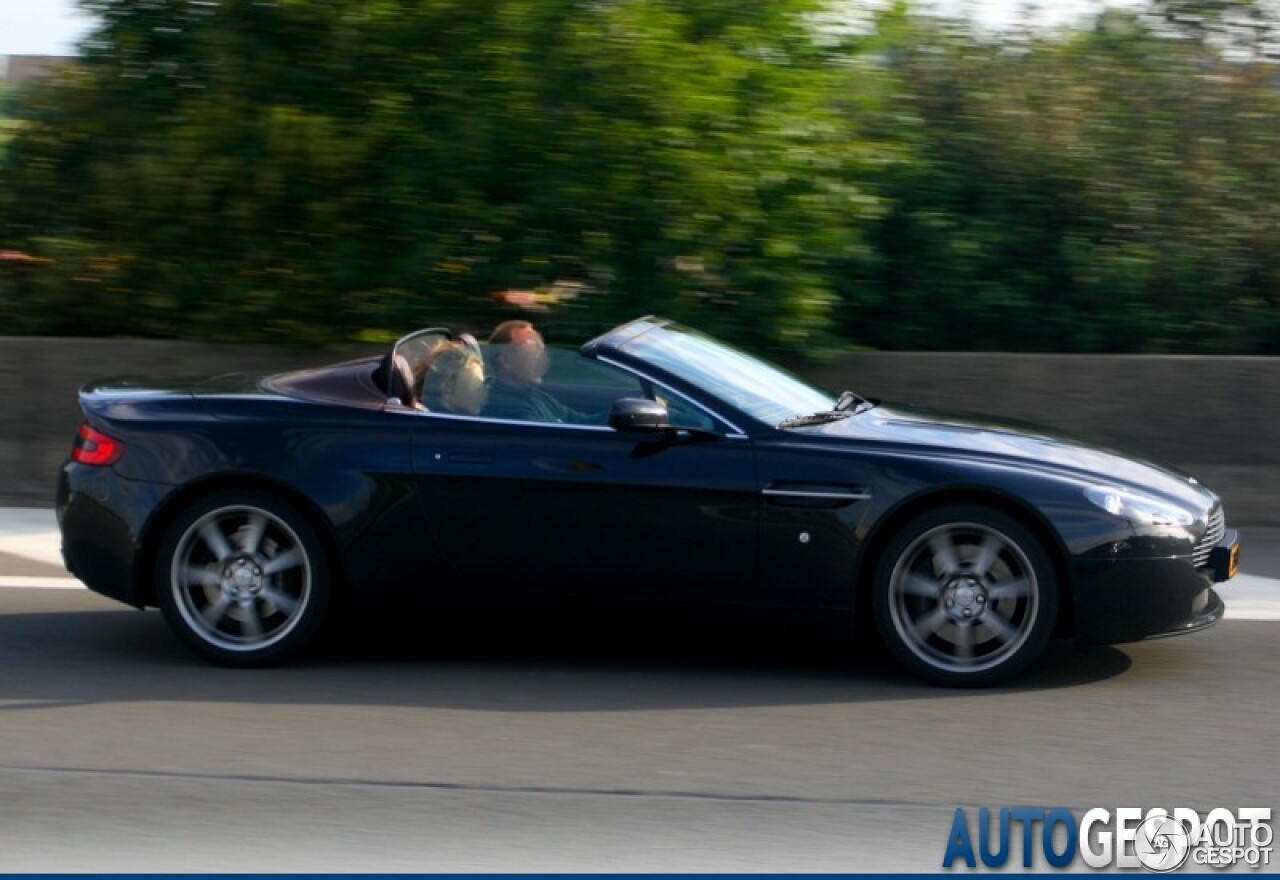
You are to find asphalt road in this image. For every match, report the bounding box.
[0,547,1277,872]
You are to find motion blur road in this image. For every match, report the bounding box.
[1,513,1277,872]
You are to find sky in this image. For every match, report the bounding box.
[1,0,93,56]
[0,0,1138,57]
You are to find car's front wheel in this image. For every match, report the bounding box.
[156,490,331,666]
[871,504,1058,686]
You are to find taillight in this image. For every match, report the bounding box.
[72,422,124,466]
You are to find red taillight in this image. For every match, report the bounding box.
[72,422,124,466]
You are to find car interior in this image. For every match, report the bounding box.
[269,325,719,431]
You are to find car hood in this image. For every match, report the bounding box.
[793,401,1217,511]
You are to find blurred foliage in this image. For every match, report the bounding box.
[0,0,880,350]
[0,80,13,157]
[845,0,1280,353]
[1,0,1279,355]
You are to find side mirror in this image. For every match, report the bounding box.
[608,397,670,432]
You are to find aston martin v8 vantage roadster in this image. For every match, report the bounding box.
[57,317,1239,685]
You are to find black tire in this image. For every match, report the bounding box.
[155,489,332,667]
[871,504,1058,687]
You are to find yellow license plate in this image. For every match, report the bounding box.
[1228,543,1240,579]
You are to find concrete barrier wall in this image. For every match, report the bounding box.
[803,353,1279,525]
[2,338,1275,523]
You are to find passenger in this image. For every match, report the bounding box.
[420,336,487,415]
[485,320,587,424]
[407,335,454,409]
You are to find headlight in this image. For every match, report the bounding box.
[1085,487,1195,528]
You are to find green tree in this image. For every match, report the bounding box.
[2,0,886,350]
[843,4,1280,353]
[6,0,1279,355]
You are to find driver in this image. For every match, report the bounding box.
[485,320,589,424]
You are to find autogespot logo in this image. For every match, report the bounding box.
[942,806,1273,871]
[1134,813,1192,872]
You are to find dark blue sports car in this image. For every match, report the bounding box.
[56,317,1239,685]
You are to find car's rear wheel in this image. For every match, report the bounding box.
[871,504,1058,686]
[156,490,331,666]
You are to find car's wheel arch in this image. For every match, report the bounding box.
[136,474,343,608]
[854,485,1075,640]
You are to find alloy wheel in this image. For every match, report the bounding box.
[886,521,1040,676]
[169,504,313,653]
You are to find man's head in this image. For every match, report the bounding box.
[489,320,549,388]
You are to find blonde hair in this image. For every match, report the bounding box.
[420,341,487,415]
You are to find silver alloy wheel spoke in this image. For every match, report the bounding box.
[240,601,264,640]
[952,622,975,660]
[900,573,944,599]
[261,548,303,576]
[201,595,233,629]
[987,579,1031,602]
[969,534,1001,578]
[199,522,235,563]
[913,606,949,640]
[262,588,299,616]
[182,565,222,588]
[981,609,1018,644]
[239,512,267,556]
[929,534,960,577]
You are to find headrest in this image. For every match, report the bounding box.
[374,352,418,407]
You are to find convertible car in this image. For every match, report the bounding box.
[56,316,1239,685]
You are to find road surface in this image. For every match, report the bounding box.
[0,511,1276,872]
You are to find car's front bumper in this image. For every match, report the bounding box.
[1071,530,1237,645]
[1140,587,1224,640]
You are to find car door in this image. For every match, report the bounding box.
[412,352,760,604]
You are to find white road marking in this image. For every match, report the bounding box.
[1224,605,1280,621]
[0,576,83,590]
[0,508,58,535]
[0,507,63,569]
[1220,574,1280,621]
[0,535,65,569]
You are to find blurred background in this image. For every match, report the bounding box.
[2,0,1278,359]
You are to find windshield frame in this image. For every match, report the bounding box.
[602,320,836,430]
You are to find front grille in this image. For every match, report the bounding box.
[1194,506,1225,568]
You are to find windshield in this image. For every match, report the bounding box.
[618,323,835,425]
